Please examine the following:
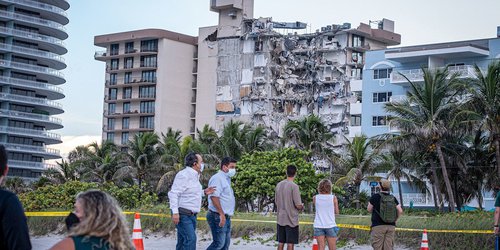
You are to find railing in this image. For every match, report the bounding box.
[8,160,56,169]
[3,0,67,17]
[0,59,64,79]
[0,109,62,124]
[4,143,60,155]
[0,92,63,109]
[0,76,63,94]
[0,9,66,32]
[0,26,65,47]
[398,193,431,205]
[389,95,407,103]
[0,43,65,63]
[391,65,476,83]
[0,126,61,141]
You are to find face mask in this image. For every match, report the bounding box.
[227,168,236,178]
[200,163,205,172]
[65,212,80,230]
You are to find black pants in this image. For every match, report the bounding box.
[277,224,299,244]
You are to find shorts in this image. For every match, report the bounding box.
[277,224,299,244]
[314,226,340,237]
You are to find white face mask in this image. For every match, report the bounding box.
[200,163,205,172]
[227,168,236,178]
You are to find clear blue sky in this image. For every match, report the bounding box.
[60,0,500,138]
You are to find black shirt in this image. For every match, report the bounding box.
[0,188,31,250]
[369,192,399,228]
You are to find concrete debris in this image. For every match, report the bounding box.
[214,16,400,144]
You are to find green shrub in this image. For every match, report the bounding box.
[19,181,158,211]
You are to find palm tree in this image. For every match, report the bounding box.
[385,67,464,212]
[44,159,80,184]
[86,141,122,182]
[378,147,427,207]
[121,132,160,191]
[218,120,250,160]
[283,114,333,155]
[245,125,272,153]
[458,62,500,180]
[335,135,380,208]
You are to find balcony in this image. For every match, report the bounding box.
[0,26,66,54]
[0,43,66,69]
[0,126,61,143]
[2,0,69,24]
[0,76,64,99]
[391,65,476,84]
[8,160,56,170]
[350,79,362,92]
[0,9,67,39]
[389,95,407,103]
[348,125,362,138]
[349,102,362,114]
[0,109,62,129]
[4,143,60,159]
[0,92,63,114]
[0,59,65,84]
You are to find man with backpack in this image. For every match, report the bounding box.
[367,179,403,250]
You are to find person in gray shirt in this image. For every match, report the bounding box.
[275,165,303,250]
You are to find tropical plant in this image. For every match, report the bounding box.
[283,114,333,156]
[385,67,464,211]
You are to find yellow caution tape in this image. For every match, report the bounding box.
[25,211,494,234]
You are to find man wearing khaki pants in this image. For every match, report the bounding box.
[367,180,403,250]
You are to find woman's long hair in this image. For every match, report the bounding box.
[69,190,134,250]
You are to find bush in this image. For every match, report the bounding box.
[19,181,158,211]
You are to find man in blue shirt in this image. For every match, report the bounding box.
[206,157,237,250]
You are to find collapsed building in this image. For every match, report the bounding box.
[202,0,401,144]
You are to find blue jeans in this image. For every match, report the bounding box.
[176,214,197,250]
[206,210,231,250]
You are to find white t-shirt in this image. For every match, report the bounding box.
[313,194,337,228]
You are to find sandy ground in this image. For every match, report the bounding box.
[31,232,410,250]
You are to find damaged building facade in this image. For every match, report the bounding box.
[203,0,401,143]
[95,0,401,148]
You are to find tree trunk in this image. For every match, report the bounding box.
[355,184,361,209]
[435,143,456,212]
[478,182,484,210]
[397,177,404,208]
[430,160,444,212]
[431,183,439,211]
[495,138,500,180]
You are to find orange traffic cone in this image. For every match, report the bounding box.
[312,236,318,250]
[420,228,429,250]
[132,213,144,250]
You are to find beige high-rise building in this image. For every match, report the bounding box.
[94,29,197,148]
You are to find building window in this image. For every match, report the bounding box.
[372,92,392,103]
[123,87,132,99]
[110,59,119,70]
[123,102,130,113]
[372,116,389,126]
[121,132,129,145]
[141,70,156,82]
[140,101,155,113]
[140,116,154,129]
[122,117,129,129]
[109,73,117,85]
[141,55,157,67]
[107,118,115,130]
[352,52,363,63]
[352,35,364,47]
[124,57,134,69]
[110,43,119,55]
[108,103,116,115]
[108,88,117,100]
[351,68,362,79]
[124,72,132,84]
[139,86,155,98]
[125,42,135,54]
[374,68,392,79]
[141,39,158,52]
[106,132,115,142]
[350,115,361,126]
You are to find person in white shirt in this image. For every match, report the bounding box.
[313,179,340,250]
[168,152,215,250]
[207,157,237,250]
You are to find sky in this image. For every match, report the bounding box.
[53,0,500,157]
